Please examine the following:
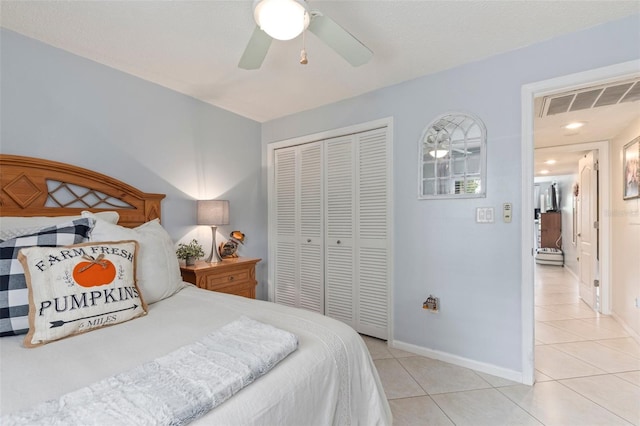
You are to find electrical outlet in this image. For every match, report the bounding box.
[423,295,439,313]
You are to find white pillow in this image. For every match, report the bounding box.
[0,211,119,241]
[89,218,185,304]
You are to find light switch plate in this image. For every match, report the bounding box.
[476,207,494,223]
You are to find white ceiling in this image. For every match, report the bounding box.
[1,0,638,124]
[534,78,640,177]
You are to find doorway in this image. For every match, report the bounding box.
[521,59,640,385]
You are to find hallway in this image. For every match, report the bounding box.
[534,264,640,424]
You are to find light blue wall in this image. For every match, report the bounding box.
[2,13,638,374]
[262,14,640,372]
[0,29,269,298]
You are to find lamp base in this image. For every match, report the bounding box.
[204,225,222,263]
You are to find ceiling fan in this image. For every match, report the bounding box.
[238,0,373,70]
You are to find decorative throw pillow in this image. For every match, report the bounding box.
[89,219,185,304]
[0,218,94,336]
[0,211,118,241]
[19,240,147,347]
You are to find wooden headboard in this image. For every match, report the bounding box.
[0,155,165,227]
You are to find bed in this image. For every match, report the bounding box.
[0,155,391,425]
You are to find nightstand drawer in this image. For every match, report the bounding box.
[205,270,249,287]
[206,282,254,298]
[180,258,261,299]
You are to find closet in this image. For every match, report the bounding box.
[271,126,391,340]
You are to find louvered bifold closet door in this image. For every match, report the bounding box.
[356,128,389,340]
[324,136,356,327]
[274,148,298,307]
[298,143,324,313]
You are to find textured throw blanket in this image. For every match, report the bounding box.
[3,316,298,426]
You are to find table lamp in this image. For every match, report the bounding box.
[197,199,230,263]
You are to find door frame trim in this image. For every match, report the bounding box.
[521,59,639,385]
[266,117,394,342]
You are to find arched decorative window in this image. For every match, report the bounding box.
[419,112,487,199]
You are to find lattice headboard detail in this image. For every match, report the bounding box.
[0,155,165,227]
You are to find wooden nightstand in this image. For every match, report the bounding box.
[180,257,261,299]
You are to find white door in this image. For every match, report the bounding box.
[298,143,324,313]
[577,151,598,310]
[324,136,356,326]
[355,129,390,339]
[274,143,324,312]
[274,148,297,307]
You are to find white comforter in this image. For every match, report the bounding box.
[0,286,391,425]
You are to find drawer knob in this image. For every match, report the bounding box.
[307,238,311,243]
[228,276,234,281]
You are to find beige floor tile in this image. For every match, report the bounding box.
[389,346,415,358]
[553,341,640,373]
[597,338,640,359]
[535,306,574,321]
[535,370,554,382]
[475,371,521,387]
[389,396,454,426]
[580,317,632,334]
[535,322,584,344]
[361,335,393,360]
[373,358,425,400]
[432,388,542,426]
[616,371,640,387]
[398,357,491,395]
[499,381,632,426]
[535,345,607,379]
[535,292,580,306]
[561,375,640,425]
[541,302,600,319]
[544,319,629,340]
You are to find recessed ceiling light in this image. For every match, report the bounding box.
[540,169,550,175]
[545,159,557,165]
[564,122,585,130]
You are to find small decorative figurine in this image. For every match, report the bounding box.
[218,231,245,259]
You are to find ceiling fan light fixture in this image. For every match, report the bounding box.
[254,0,309,41]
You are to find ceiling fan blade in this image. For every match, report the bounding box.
[308,12,372,67]
[238,26,273,70]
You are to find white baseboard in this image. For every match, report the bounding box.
[565,265,579,281]
[611,312,640,345]
[390,339,525,384]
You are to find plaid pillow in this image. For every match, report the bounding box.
[0,218,94,336]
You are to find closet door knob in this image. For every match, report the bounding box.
[307,239,312,243]
[337,240,341,244]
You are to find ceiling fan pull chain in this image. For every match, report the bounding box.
[300,16,308,65]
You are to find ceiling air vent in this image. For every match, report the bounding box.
[540,78,640,117]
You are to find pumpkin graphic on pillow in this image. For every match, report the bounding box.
[72,254,116,287]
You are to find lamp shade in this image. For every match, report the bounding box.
[197,200,230,226]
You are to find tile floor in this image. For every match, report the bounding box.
[363,265,640,425]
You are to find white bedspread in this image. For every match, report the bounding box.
[2,317,298,425]
[0,285,391,425]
